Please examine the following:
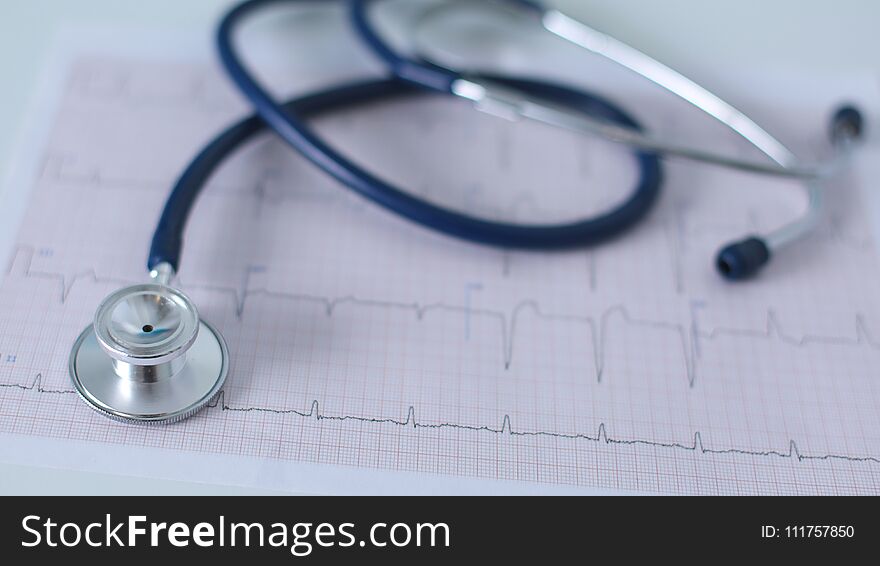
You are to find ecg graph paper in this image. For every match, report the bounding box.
[3,33,880,494]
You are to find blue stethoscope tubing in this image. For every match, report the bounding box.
[148,0,662,274]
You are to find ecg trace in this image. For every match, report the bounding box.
[32,147,880,304]
[2,373,878,467]
[12,244,880,389]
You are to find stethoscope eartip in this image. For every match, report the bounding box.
[830,105,864,145]
[716,237,771,281]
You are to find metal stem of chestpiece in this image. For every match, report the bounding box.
[150,261,175,286]
[112,355,187,382]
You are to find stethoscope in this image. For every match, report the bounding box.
[68,0,865,423]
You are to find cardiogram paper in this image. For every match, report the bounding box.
[2,13,880,494]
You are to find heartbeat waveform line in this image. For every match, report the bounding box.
[1,374,878,466]
[69,67,240,114]
[38,149,878,310]
[0,374,74,395]
[39,153,345,206]
[41,153,582,285]
[9,245,880,388]
[6,246,133,304]
[43,151,613,228]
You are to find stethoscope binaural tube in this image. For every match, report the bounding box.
[349,0,866,280]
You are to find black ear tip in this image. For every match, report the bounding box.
[830,105,864,143]
[716,237,771,280]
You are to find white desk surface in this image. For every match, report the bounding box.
[1,0,878,495]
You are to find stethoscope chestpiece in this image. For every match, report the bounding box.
[69,283,228,424]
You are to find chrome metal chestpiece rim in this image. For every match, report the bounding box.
[69,283,229,424]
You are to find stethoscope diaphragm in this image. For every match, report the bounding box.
[69,283,228,424]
